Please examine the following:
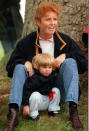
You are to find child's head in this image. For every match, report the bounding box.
[32,53,56,76]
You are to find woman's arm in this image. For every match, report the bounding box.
[24,61,34,76]
[55,53,66,68]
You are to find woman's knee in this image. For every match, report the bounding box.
[13,64,28,79]
[15,64,26,71]
[63,58,77,66]
[14,64,27,74]
[60,58,78,73]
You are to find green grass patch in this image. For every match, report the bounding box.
[0,46,4,60]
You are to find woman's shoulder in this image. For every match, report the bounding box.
[18,32,36,43]
[19,31,37,43]
[16,31,37,48]
[55,31,77,44]
[56,31,72,40]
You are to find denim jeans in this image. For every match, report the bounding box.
[8,64,28,110]
[8,58,79,110]
[56,58,79,105]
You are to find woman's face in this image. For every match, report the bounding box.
[37,11,58,39]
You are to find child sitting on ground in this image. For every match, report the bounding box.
[22,53,60,121]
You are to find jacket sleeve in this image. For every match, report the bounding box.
[64,36,87,74]
[6,32,36,78]
[22,78,32,105]
[22,75,41,105]
[6,40,27,77]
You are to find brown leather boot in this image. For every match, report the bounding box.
[69,108,83,130]
[3,108,18,131]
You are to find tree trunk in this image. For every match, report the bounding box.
[22,0,88,43]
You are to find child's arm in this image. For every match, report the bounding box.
[23,105,30,116]
[22,77,32,105]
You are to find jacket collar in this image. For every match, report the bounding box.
[35,30,67,55]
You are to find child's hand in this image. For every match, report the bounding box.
[23,106,30,116]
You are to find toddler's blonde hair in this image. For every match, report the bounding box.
[32,53,56,70]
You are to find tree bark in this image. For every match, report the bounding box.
[22,0,88,43]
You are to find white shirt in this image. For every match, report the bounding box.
[39,40,54,57]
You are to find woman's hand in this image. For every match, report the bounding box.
[23,106,30,116]
[25,61,34,76]
[55,53,66,68]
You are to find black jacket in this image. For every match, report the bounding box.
[6,31,87,77]
[22,69,57,105]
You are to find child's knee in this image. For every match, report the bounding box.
[29,92,41,102]
[52,88,60,96]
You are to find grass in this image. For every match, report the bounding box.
[0,86,88,131]
[0,46,4,60]
[0,51,88,131]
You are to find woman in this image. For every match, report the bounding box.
[3,2,87,131]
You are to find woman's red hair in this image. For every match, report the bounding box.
[34,2,61,22]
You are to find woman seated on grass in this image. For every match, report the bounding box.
[22,53,60,121]
[3,2,87,131]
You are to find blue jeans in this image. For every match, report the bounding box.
[8,58,79,109]
[8,64,28,110]
[56,58,79,105]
